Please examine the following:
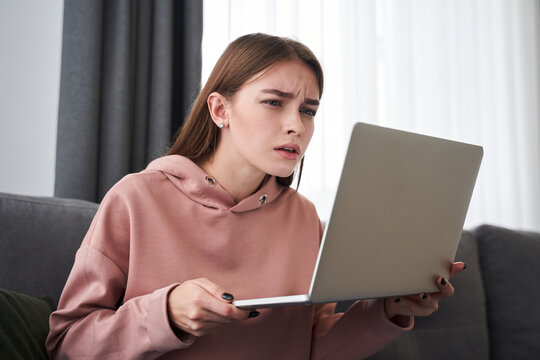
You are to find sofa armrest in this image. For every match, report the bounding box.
[0,192,98,308]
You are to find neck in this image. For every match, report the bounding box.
[198,154,266,204]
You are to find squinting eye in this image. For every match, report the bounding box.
[301,108,317,117]
[263,99,282,106]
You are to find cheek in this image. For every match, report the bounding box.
[230,108,255,138]
[304,122,315,146]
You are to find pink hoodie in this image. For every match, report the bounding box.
[46,155,412,359]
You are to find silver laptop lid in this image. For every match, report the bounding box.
[308,122,483,303]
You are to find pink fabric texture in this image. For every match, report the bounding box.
[46,155,412,359]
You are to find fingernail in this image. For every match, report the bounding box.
[441,278,447,286]
[249,310,260,318]
[463,263,468,270]
[394,298,400,303]
[422,293,428,299]
[222,293,234,301]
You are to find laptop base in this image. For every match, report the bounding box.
[233,295,311,309]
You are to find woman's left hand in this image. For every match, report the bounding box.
[383,262,467,324]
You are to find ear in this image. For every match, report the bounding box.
[207,92,230,128]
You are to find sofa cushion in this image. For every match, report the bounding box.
[0,288,53,360]
[367,230,490,359]
[0,192,98,307]
[475,224,540,359]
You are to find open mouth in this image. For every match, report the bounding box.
[277,147,297,154]
[274,144,300,154]
[274,144,300,160]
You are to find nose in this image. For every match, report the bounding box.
[284,110,305,136]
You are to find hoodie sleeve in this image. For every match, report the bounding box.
[46,186,195,359]
[310,300,413,359]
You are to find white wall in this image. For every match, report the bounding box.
[0,0,64,196]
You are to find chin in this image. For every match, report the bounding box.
[257,157,300,178]
[266,165,296,178]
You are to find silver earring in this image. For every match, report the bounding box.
[219,123,225,128]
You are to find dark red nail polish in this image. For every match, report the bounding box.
[249,310,260,318]
[422,293,428,299]
[222,293,234,301]
[395,298,400,303]
[441,278,447,286]
[463,263,468,270]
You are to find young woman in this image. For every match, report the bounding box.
[47,33,465,359]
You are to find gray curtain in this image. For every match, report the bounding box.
[55,0,202,203]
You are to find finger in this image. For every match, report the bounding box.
[192,278,235,303]
[169,294,232,337]
[449,262,467,279]
[425,278,456,302]
[396,296,437,317]
[404,293,438,310]
[435,276,455,299]
[401,293,425,302]
[183,304,237,326]
[205,299,252,321]
[187,310,260,337]
[388,295,435,317]
[181,315,229,337]
[190,282,250,321]
[418,292,439,310]
[191,280,257,320]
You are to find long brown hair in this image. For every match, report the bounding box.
[167,33,324,187]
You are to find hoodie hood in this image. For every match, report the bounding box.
[144,155,285,213]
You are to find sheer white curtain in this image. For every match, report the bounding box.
[202,0,540,232]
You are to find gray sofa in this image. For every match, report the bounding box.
[1,191,539,359]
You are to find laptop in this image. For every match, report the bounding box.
[233,122,483,309]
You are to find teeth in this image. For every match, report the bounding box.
[282,148,295,153]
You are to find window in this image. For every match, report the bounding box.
[203,0,540,232]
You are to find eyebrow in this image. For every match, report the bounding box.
[260,89,320,106]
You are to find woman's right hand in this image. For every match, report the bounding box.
[167,278,258,337]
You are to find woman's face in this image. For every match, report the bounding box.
[216,58,320,179]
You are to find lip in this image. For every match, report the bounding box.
[274,143,301,161]
[274,143,300,154]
